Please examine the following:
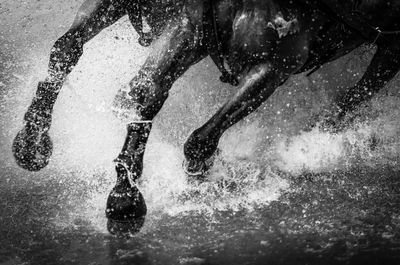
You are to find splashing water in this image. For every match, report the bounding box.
[0,16,288,233]
[273,95,400,175]
[1,12,400,238]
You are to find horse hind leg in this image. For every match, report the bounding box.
[325,44,400,131]
[12,0,127,171]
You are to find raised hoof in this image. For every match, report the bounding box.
[105,185,147,236]
[183,159,208,181]
[12,124,53,171]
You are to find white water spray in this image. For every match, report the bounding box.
[1,14,400,234]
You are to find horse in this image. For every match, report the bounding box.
[12,0,400,235]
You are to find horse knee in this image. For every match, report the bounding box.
[114,74,168,120]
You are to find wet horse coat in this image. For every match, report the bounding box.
[12,0,400,234]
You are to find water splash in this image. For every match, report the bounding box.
[2,15,400,235]
[142,134,287,217]
[0,18,286,231]
[273,95,400,175]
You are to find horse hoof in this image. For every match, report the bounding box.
[183,159,208,180]
[107,216,146,237]
[12,124,53,171]
[183,149,221,181]
[105,185,147,236]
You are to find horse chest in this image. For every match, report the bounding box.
[230,10,273,53]
[225,8,300,73]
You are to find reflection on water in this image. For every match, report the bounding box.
[1,5,400,265]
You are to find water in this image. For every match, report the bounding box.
[1,1,400,264]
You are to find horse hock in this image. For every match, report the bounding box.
[12,81,61,171]
[106,122,151,235]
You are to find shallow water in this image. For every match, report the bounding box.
[1,1,400,264]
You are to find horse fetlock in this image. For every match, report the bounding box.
[24,81,61,129]
[24,106,53,131]
[184,131,219,161]
[183,129,221,177]
[107,156,147,236]
[106,120,151,235]
[114,154,143,182]
[113,121,152,181]
[12,81,59,171]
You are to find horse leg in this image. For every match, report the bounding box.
[105,16,206,235]
[13,0,127,171]
[329,45,400,129]
[183,64,288,176]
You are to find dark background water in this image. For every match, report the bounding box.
[1,1,400,264]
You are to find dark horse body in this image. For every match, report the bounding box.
[12,0,400,235]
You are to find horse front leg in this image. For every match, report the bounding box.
[12,0,128,171]
[105,15,205,235]
[184,64,287,177]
